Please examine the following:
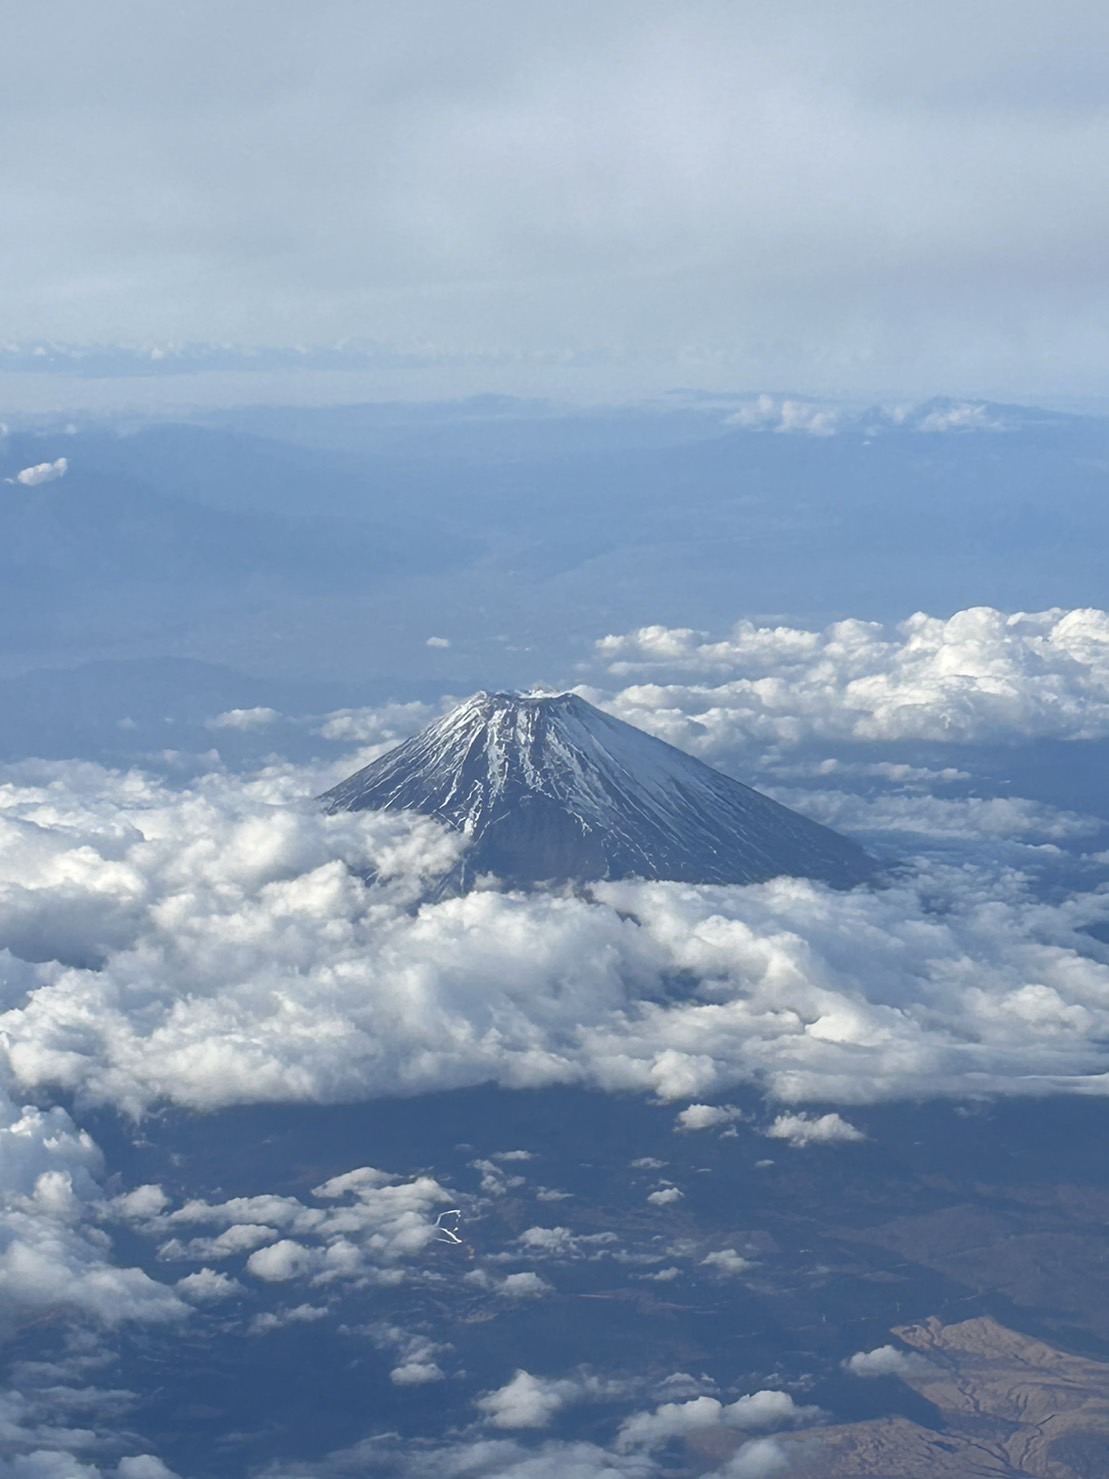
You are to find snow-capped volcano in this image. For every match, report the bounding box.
[321,690,875,891]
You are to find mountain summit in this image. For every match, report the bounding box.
[321,690,875,891]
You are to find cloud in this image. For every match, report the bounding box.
[148,1163,454,1297]
[701,1249,751,1277]
[845,1344,926,1377]
[707,1438,791,1478]
[314,702,436,747]
[4,745,1109,1125]
[7,459,67,487]
[596,605,1109,748]
[0,1093,185,1337]
[390,1359,445,1385]
[246,1239,314,1282]
[470,1158,529,1197]
[341,1323,451,1388]
[249,1304,328,1334]
[499,1271,552,1299]
[387,1330,449,1386]
[115,1459,181,1479]
[764,786,1095,847]
[261,1433,655,1478]
[914,402,1003,432]
[511,1226,617,1264]
[476,1371,582,1430]
[160,1222,278,1261]
[763,1113,865,1148]
[726,396,842,436]
[616,1388,818,1451]
[206,707,279,731]
[515,1226,577,1256]
[426,637,451,649]
[0,1360,127,1450]
[646,1186,683,1206]
[675,1103,743,1132]
[175,1267,240,1301]
[0,1460,182,1479]
[8,4,1109,395]
[109,1184,170,1221]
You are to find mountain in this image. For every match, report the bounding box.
[320,690,875,890]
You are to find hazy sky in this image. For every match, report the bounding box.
[6,1,1109,397]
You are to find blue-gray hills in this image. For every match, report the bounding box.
[321,689,875,890]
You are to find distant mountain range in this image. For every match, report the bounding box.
[321,690,876,891]
[5,393,1109,686]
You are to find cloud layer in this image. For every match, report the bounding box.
[597,606,1109,750]
[1,735,1108,1120]
[0,1093,184,1337]
[7,3,1109,392]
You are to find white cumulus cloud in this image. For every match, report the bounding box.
[708,1437,791,1477]
[597,605,1109,748]
[8,458,67,487]
[845,1344,925,1377]
[499,1271,552,1299]
[701,1249,751,1277]
[726,396,842,436]
[175,1268,240,1302]
[150,1164,453,1294]
[675,1103,744,1132]
[617,1388,818,1451]
[245,1239,314,1282]
[646,1185,683,1206]
[390,1359,445,1385]
[206,707,279,731]
[764,1112,865,1148]
[476,1370,581,1430]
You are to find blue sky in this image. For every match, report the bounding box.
[6,1,1109,399]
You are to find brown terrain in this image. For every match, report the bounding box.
[776,1315,1109,1478]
